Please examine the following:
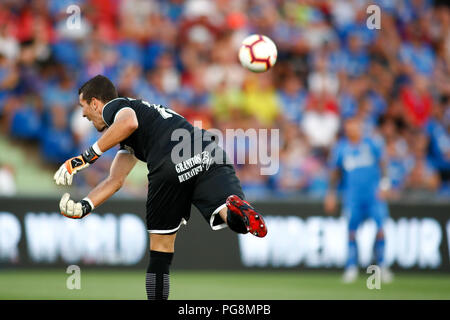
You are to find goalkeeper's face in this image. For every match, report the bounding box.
[79,94,107,132]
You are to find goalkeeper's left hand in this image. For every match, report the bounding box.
[59,193,94,219]
[54,144,102,185]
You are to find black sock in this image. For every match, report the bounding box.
[146,250,173,300]
[226,208,248,234]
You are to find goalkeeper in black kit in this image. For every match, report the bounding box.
[53,75,268,300]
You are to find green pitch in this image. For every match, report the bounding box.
[0,269,449,300]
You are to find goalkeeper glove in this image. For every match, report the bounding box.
[59,193,93,219]
[54,144,102,186]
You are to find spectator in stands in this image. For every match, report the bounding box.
[0,162,16,196]
[0,25,19,61]
[308,53,339,97]
[399,22,435,77]
[39,100,78,164]
[116,62,143,98]
[426,98,450,184]
[404,131,441,193]
[338,76,369,119]
[271,122,309,196]
[42,68,77,112]
[242,72,281,127]
[384,136,412,199]
[400,73,432,128]
[277,73,307,124]
[211,79,243,123]
[301,90,339,149]
[339,32,370,77]
[0,50,18,94]
[433,42,450,98]
[237,163,271,200]
[204,32,245,92]
[175,67,213,127]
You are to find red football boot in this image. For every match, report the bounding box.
[226,195,268,237]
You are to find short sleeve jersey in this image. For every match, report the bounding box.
[328,136,384,196]
[102,97,195,171]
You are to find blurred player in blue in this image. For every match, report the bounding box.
[324,117,393,283]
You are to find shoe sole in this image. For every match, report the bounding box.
[226,195,268,238]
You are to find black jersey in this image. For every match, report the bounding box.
[102,97,244,233]
[102,97,197,170]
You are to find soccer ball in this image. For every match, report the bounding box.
[238,34,277,73]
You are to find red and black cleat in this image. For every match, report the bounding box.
[226,195,268,238]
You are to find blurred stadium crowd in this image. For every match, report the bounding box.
[0,0,449,200]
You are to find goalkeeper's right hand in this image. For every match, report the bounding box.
[54,144,102,185]
[54,155,90,186]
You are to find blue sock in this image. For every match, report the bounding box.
[346,232,358,268]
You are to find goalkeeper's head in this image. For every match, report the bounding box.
[78,75,118,132]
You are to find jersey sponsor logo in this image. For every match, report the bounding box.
[343,144,375,171]
[175,151,212,183]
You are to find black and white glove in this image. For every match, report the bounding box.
[59,193,94,219]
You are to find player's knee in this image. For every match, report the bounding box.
[150,233,176,252]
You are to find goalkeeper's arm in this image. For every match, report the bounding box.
[86,151,138,208]
[55,108,139,186]
[95,107,139,155]
[60,151,138,218]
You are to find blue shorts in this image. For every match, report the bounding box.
[343,197,389,232]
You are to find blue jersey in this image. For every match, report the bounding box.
[330,137,383,200]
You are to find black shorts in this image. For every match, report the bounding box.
[145,143,244,234]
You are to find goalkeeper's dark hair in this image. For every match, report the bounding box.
[78,75,118,104]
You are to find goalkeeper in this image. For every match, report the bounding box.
[54,75,268,300]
